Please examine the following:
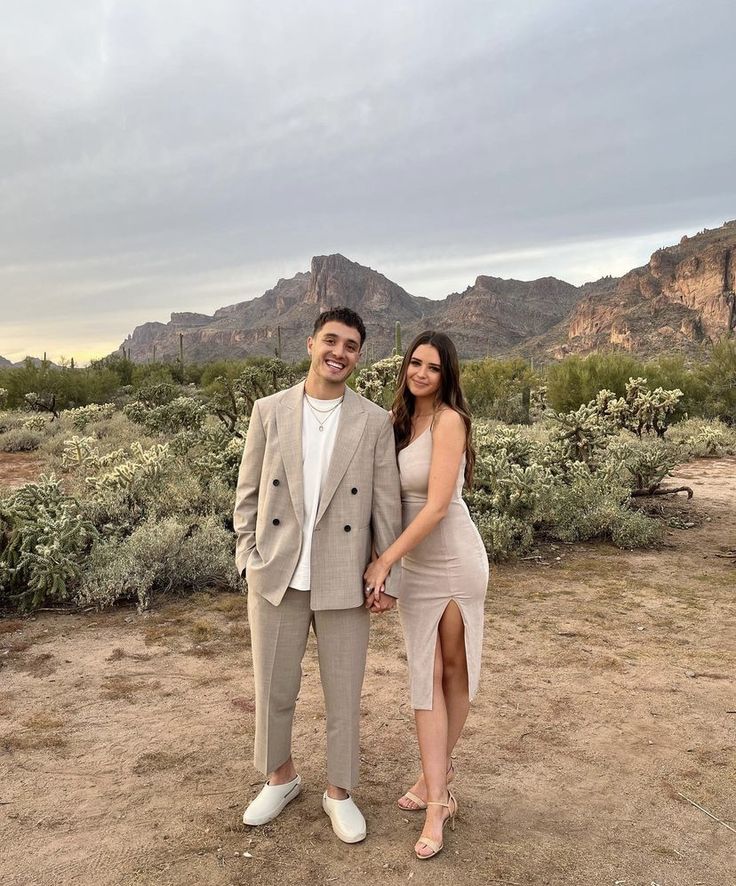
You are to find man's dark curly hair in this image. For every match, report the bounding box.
[312,307,367,346]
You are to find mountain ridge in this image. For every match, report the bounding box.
[116,221,736,363]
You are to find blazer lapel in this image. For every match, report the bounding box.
[276,382,305,526]
[316,387,367,525]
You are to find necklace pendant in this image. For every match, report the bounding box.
[319,425,324,432]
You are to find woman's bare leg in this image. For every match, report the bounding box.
[414,602,468,856]
[399,602,468,810]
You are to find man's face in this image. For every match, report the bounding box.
[307,321,362,386]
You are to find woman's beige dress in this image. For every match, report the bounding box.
[398,424,489,710]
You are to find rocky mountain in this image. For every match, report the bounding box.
[520,221,736,361]
[118,255,580,362]
[117,221,736,364]
[0,355,61,369]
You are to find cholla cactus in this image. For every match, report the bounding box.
[624,377,683,437]
[544,401,617,466]
[65,403,115,430]
[691,425,728,456]
[208,359,301,432]
[354,354,403,406]
[125,396,207,435]
[22,416,47,431]
[85,441,171,494]
[0,388,8,409]
[62,435,99,470]
[0,474,97,609]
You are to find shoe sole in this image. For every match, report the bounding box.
[243,782,301,826]
[321,798,366,843]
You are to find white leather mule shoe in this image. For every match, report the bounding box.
[322,791,367,843]
[242,774,302,826]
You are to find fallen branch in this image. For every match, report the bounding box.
[676,791,736,834]
[631,485,693,499]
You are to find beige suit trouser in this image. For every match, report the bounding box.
[247,587,370,790]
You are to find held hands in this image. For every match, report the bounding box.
[363,557,395,614]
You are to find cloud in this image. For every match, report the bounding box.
[0,0,734,359]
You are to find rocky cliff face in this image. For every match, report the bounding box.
[118,221,736,364]
[118,254,578,362]
[517,221,736,362]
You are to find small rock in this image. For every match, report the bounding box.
[685,670,696,678]
[243,851,253,858]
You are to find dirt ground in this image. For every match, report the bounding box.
[1,456,735,886]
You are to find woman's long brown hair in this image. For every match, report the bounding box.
[391,331,475,488]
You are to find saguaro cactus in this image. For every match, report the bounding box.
[393,321,402,356]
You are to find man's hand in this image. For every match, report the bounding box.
[363,585,396,614]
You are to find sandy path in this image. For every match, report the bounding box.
[1,458,734,885]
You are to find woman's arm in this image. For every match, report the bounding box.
[364,408,466,593]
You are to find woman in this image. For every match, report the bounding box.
[363,331,489,859]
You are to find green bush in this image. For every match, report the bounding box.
[545,353,646,412]
[696,340,736,423]
[462,358,537,423]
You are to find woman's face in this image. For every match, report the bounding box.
[406,344,442,402]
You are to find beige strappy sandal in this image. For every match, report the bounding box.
[414,790,457,860]
[397,762,455,812]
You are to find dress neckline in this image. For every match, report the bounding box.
[405,424,431,449]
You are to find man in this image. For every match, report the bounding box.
[233,306,402,843]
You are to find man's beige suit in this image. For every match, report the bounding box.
[234,381,402,788]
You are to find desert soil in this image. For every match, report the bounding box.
[1,456,735,886]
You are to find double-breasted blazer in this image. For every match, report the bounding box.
[233,381,402,610]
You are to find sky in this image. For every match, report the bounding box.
[1,0,734,363]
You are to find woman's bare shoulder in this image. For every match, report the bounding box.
[431,407,465,436]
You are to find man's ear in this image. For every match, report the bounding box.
[306,335,313,356]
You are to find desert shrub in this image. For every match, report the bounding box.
[0,475,97,610]
[0,388,8,409]
[667,418,736,458]
[77,516,240,611]
[0,428,43,452]
[462,358,537,423]
[535,463,663,548]
[545,353,646,412]
[0,412,25,434]
[696,339,736,423]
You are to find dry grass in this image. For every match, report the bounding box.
[3,731,67,750]
[0,619,27,635]
[16,652,56,676]
[133,750,187,774]
[105,646,153,662]
[205,593,249,619]
[101,675,159,701]
[189,619,218,643]
[23,712,65,730]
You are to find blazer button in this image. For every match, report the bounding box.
[344,524,351,532]
[351,487,358,494]
[273,479,280,486]
[272,518,280,526]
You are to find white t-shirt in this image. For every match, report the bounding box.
[288,393,343,590]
